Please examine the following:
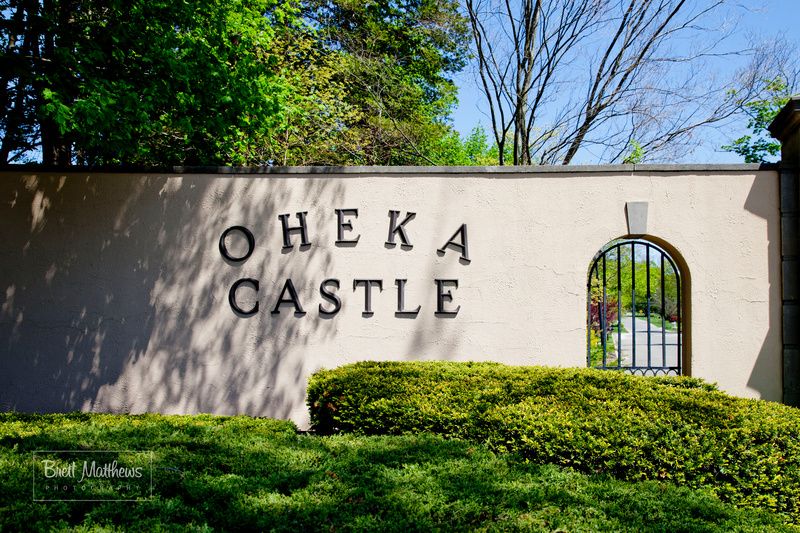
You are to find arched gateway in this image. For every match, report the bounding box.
[587,238,687,376]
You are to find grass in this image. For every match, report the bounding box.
[589,336,619,367]
[635,311,677,331]
[0,413,794,532]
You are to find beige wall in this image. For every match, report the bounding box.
[0,168,782,426]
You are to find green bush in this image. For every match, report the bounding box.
[307,361,800,524]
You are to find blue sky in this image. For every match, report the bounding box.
[449,0,799,163]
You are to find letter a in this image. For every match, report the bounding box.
[437,224,470,263]
[271,279,306,315]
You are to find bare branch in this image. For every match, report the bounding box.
[465,0,783,165]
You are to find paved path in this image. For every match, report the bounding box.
[613,314,679,369]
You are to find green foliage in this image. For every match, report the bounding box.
[592,243,679,318]
[292,0,470,166]
[308,361,800,524]
[2,0,470,166]
[589,326,619,367]
[27,0,298,166]
[723,78,792,163]
[0,413,791,531]
[587,278,620,367]
[255,25,361,165]
[622,140,645,164]
[427,126,502,166]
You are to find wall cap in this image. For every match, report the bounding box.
[0,163,776,176]
[769,96,800,142]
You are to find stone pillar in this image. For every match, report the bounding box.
[770,97,800,405]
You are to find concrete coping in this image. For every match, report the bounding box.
[1,163,776,175]
[769,96,800,142]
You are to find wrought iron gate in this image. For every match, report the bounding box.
[587,239,682,375]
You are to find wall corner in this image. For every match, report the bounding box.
[770,96,800,406]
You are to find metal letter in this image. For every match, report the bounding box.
[437,224,470,263]
[435,279,460,316]
[219,226,255,263]
[229,278,259,317]
[385,210,415,247]
[319,279,342,316]
[395,279,420,316]
[335,209,360,245]
[278,212,311,250]
[353,279,383,316]
[271,279,306,315]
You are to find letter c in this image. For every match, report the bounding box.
[229,278,259,316]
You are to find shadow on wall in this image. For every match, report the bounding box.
[403,179,464,362]
[744,172,783,401]
[0,173,344,418]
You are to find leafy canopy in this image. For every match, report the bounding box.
[1,0,471,166]
[722,78,792,163]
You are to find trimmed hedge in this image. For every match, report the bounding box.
[307,361,800,524]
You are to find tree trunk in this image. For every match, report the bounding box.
[512,0,540,165]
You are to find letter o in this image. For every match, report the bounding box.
[219,226,255,263]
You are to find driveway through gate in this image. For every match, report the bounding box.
[588,239,682,376]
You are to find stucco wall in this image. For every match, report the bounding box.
[0,167,781,426]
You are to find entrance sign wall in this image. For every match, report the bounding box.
[0,166,783,425]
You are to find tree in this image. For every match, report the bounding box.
[465,0,782,165]
[721,36,798,163]
[248,24,360,166]
[419,125,507,166]
[1,0,471,166]
[721,78,790,163]
[298,0,471,165]
[723,77,797,163]
[1,0,301,166]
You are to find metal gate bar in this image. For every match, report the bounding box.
[588,239,682,376]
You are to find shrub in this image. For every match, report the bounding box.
[307,361,800,524]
